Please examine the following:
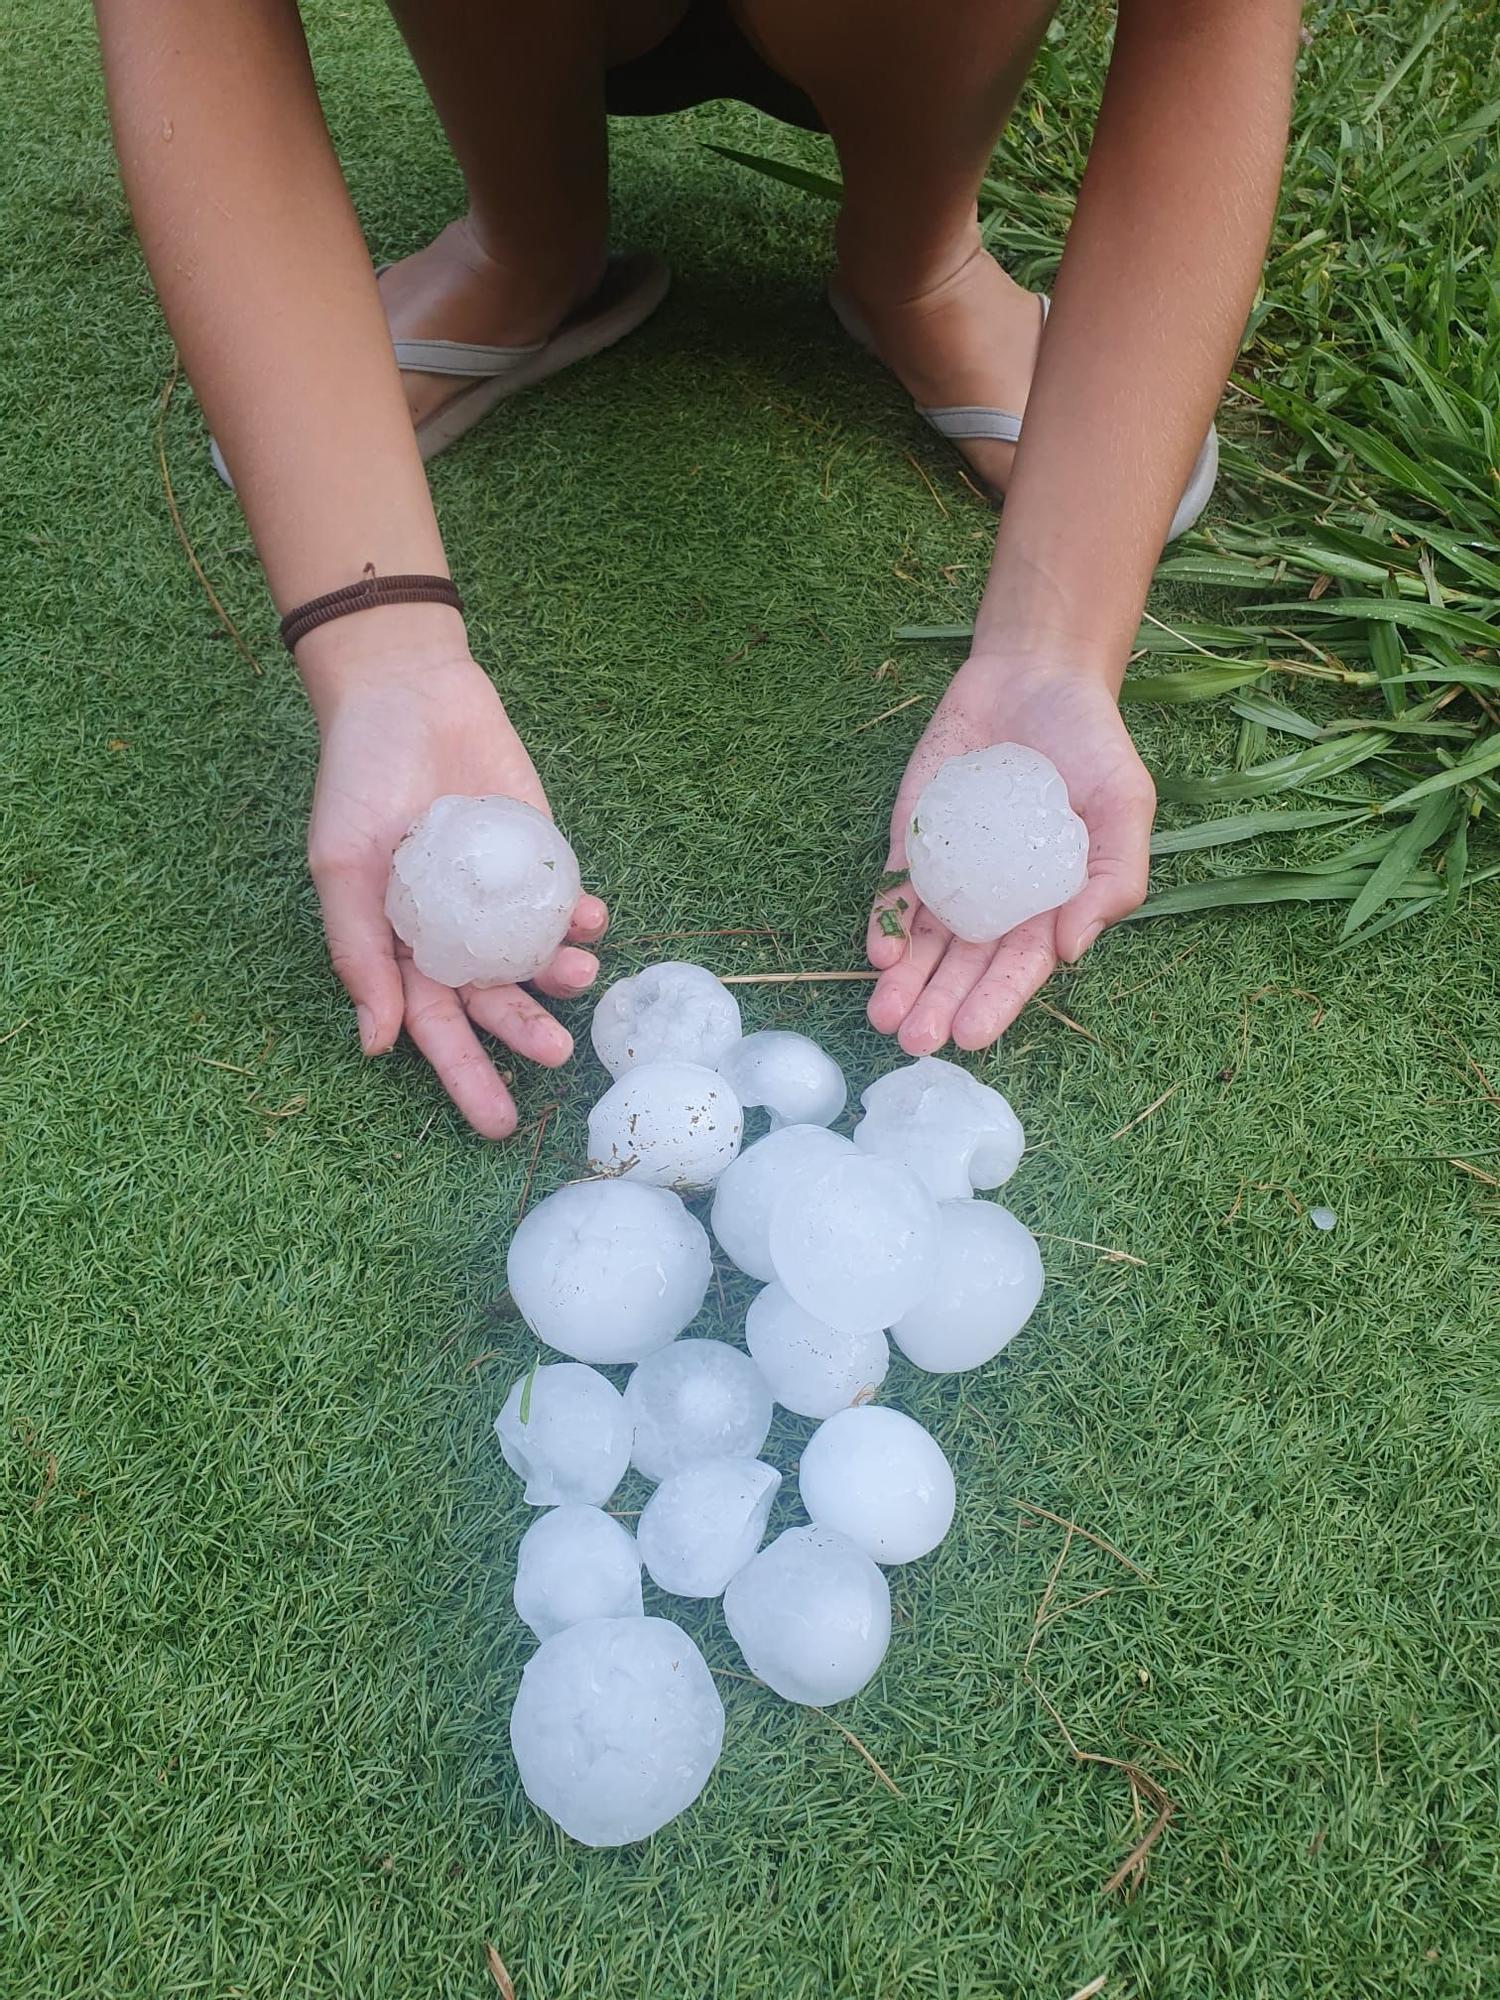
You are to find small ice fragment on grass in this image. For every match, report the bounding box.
[718,1030,847,1129]
[907,745,1088,944]
[587,1060,743,1188]
[591,962,742,1077]
[624,1338,773,1482]
[636,1457,781,1597]
[513,1505,643,1639]
[384,793,580,987]
[509,1616,724,1846]
[1310,1206,1337,1231]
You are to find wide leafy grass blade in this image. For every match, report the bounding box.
[1338,793,1457,940]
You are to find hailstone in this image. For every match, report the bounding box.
[506,1179,710,1363]
[590,961,742,1078]
[891,1199,1043,1371]
[906,745,1088,943]
[623,1338,772,1482]
[718,1030,846,1129]
[768,1154,939,1334]
[493,1362,632,1506]
[636,1457,781,1597]
[510,1616,724,1846]
[513,1505,643,1640]
[384,793,580,987]
[587,1060,743,1189]
[709,1124,852,1281]
[724,1525,891,1705]
[798,1406,955,1564]
[853,1055,1024,1198]
[743,1283,889,1419]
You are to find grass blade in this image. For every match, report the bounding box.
[1379,732,1500,811]
[703,143,844,202]
[1148,807,1366,857]
[1153,732,1390,805]
[1338,793,1457,939]
[1121,664,1269,704]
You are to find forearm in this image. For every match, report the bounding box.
[95,0,465,696]
[974,0,1301,678]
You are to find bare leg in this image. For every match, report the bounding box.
[379,0,683,426]
[736,0,1060,492]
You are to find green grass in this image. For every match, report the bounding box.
[3,4,1499,1997]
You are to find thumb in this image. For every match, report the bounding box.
[1055,773,1156,962]
[311,856,406,1055]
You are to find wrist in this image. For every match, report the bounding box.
[974,540,1139,690]
[293,601,473,717]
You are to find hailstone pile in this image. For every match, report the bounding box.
[491,959,1048,1848]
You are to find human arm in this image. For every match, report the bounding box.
[95,0,601,1133]
[868,0,1302,1053]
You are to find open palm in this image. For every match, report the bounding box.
[866,656,1156,1053]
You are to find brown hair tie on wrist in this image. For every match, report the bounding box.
[279,567,464,652]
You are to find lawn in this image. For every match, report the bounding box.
[3,3,1498,1997]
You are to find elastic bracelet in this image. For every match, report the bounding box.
[279,568,464,652]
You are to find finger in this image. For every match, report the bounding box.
[867,903,951,1036]
[950,915,1059,1051]
[530,946,600,1002]
[400,959,519,1139]
[463,982,574,1068]
[867,879,918,971]
[895,935,996,1057]
[1056,773,1156,962]
[311,857,404,1056]
[568,894,609,945]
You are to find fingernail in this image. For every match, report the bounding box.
[1075,922,1103,959]
[356,1005,377,1055]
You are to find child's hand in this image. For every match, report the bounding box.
[305,651,606,1136]
[866,653,1155,1054]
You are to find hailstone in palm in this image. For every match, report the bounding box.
[587,1061,743,1189]
[509,1616,724,1846]
[891,1199,1043,1371]
[906,745,1088,943]
[743,1283,888,1419]
[853,1055,1024,1198]
[623,1338,772,1482]
[798,1406,955,1564]
[724,1525,891,1705]
[513,1505,643,1640]
[506,1179,711,1363]
[590,961,742,1077]
[493,1362,631,1506]
[709,1124,852,1281]
[385,793,580,987]
[636,1457,781,1598]
[718,1030,846,1129]
[768,1154,939,1334]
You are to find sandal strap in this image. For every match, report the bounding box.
[391,335,548,378]
[918,405,1024,443]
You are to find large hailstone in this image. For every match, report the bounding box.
[506,1180,711,1364]
[743,1284,889,1420]
[623,1339,772,1483]
[891,1199,1044,1372]
[906,745,1088,944]
[768,1154,939,1334]
[853,1055,1024,1199]
[724,1525,891,1705]
[718,1030,846,1129]
[494,1362,631,1505]
[636,1458,781,1597]
[798,1406,955,1564]
[384,793,580,987]
[709,1125,852,1281]
[587,1061,743,1190]
[513,1505,643,1640]
[509,1616,724,1846]
[590,962,742,1077]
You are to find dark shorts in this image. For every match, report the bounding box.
[604,0,824,132]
